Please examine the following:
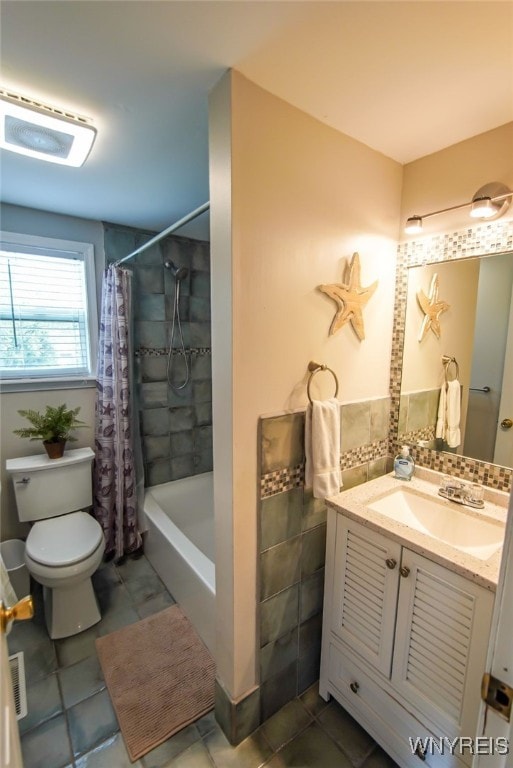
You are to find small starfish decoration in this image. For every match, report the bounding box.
[319,252,378,341]
[416,273,450,341]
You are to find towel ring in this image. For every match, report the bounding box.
[307,361,339,404]
[442,355,459,381]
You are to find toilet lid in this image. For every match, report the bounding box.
[26,511,104,567]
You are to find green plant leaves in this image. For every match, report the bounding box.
[13,404,87,443]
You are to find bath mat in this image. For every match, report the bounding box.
[95,604,215,761]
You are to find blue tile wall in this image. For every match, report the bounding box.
[103,224,212,486]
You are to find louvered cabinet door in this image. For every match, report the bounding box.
[391,549,494,743]
[332,518,401,677]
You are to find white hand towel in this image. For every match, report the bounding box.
[446,379,461,448]
[435,384,447,440]
[305,397,341,499]
[435,380,461,447]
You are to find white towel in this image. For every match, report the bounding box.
[446,379,461,447]
[435,384,446,440]
[435,380,461,448]
[305,397,342,499]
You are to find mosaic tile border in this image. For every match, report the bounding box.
[343,439,388,469]
[388,219,513,493]
[399,426,436,445]
[412,447,512,491]
[135,346,211,357]
[260,438,389,498]
[261,464,305,498]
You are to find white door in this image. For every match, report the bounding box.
[494,283,513,467]
[474,486,513,767]
[0,621,23,768]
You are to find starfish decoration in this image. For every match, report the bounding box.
[417,272,449,341]
[319,252,378,341]
[416,273,450,341]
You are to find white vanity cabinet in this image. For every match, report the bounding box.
[320,510,495,768]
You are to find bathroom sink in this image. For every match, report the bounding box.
[367,488,504,561]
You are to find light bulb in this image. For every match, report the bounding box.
[469,197,496,219]
[404,216,423,234]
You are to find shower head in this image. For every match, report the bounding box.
[164,260,189,281]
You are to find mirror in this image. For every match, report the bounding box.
[398,251,513,469]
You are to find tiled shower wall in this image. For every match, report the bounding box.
[257,397,390,720]
[103,224,212,486]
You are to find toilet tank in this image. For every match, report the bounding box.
[6,447,95,522]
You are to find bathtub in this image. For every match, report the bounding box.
[143,471,216,655]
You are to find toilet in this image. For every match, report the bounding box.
[6,446,105,639]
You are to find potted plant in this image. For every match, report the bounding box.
[13,404,88,459]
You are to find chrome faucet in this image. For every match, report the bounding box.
[438,478,485,509]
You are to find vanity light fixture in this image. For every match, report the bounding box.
[404,182,512,234]
[0,87,97,167]
[469,195,497,219]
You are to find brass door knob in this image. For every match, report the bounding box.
[400,566,410,578]
[0,595,34,634]
[386,558,397,570]
[500,418,513,429]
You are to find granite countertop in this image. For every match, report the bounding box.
[326,467,509,592]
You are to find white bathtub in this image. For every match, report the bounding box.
[143,471,216,655]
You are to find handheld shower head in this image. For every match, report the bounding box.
[164,260,189,281]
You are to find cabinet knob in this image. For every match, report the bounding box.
[501,418,513,429]
[385,558,397,570]
[414,744,426,761]
[349,681,359,694]
[400,566,410,578]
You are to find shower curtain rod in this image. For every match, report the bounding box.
[113,201,210,267]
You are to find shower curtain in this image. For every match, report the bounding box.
[93,265,142,561]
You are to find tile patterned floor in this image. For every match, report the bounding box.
[7,553,397,768]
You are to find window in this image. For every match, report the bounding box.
[0,232,97,388]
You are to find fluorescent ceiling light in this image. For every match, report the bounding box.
[0,88,97,167]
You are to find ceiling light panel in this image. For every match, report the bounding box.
[0,89,97,167]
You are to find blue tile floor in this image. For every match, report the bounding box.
[7,553,397,768]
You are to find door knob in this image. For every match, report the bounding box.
[386,558,397,570]
[0,595,34,634]
[500,418,513,429]
[400,566,410,578]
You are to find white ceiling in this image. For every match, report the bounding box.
[1,1,512,238]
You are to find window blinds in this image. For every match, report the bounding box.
[0,250,91,379]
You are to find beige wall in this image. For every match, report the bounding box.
[399,121,513,457]
[401,122,513,237]
[402,259,479,447]
[402,259,479,393]
[210,71,402,701]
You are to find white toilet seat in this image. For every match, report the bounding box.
[26,511,104,567]
[25,536,105,588]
